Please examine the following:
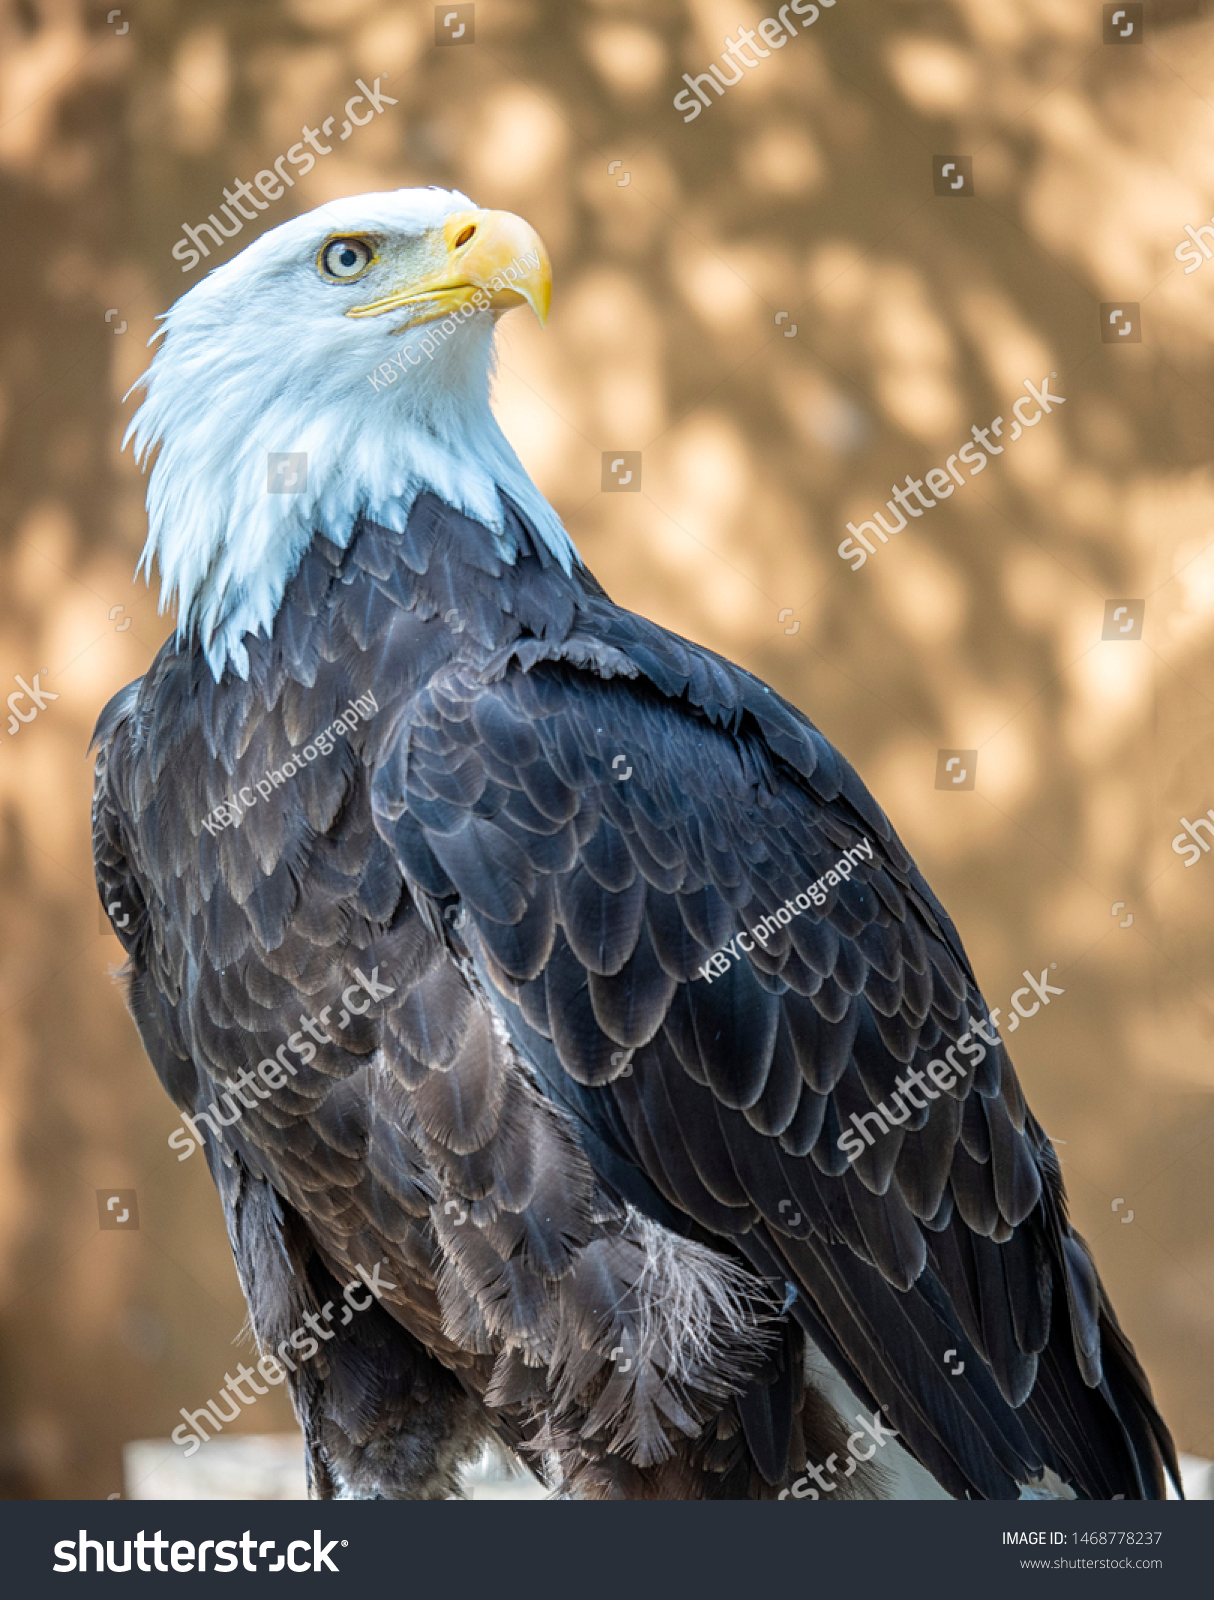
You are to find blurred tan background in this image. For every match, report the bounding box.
[1,0,1213,1499]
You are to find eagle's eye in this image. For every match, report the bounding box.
[319,238,374,281]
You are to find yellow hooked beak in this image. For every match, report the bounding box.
[345,208,551,328]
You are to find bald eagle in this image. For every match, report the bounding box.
[93,187,1178,1501]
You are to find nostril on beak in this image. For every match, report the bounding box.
[453,224,477,249]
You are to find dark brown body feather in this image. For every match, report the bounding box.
[92,496,1178,1499]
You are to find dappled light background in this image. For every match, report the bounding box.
[1,0,1213,1497]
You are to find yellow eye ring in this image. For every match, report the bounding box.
[318,237,375,281]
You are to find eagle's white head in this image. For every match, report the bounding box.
[126,186,574,679]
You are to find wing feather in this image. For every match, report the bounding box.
[371,644,1176,1500]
